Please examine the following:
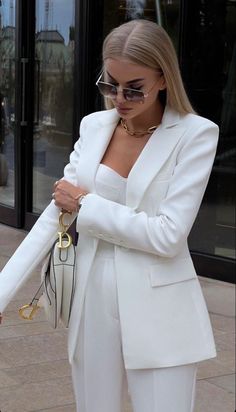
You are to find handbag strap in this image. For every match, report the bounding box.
[18,211,73,320]
[18,281,44,320]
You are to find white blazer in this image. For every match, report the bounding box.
[0,106,219,369]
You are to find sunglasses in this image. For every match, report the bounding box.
[95,72,161,103]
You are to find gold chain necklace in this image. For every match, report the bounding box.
[120,118,159,137]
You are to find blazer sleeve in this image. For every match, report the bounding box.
[77,121,219,257]
[0,118,87,313]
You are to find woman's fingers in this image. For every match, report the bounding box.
[53,187,77,212]
[52,180,86,212]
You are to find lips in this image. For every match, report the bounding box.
[116,106,132,113]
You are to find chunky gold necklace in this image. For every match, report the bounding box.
[120,118,159,137]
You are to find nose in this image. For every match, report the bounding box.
[115,86,126,104]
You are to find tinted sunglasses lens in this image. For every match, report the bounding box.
[97,82,117,98]
[123,88,144,102]
[96,81,144,102]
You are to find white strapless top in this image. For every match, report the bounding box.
[95,164,127,205]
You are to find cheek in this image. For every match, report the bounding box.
[138,89,159,109]
[137,94,158,112]
[146,91,159,105]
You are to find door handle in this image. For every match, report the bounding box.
[34,59,40,125]
[21,57,29,126]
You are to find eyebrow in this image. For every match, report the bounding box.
[106,71,144,85]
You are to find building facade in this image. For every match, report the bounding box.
[0,0,235,282]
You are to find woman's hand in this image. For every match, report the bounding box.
[52,180,87,213]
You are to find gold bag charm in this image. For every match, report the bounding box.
[19,303,40,320]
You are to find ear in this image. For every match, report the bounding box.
[159,75,166,90]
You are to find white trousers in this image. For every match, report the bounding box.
[71,246,198,412]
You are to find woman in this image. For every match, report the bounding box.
[0,19,218,412]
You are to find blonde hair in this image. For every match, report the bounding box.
[102,19,195,114]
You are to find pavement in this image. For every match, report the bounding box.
[0,223,235,412]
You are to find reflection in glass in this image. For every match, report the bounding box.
[33,0,74,213]
[101,1,235,264]
[187,1,236,260]
[103,1,180,48]
[0,0,15,207]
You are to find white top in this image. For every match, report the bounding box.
[95,163,127,205]
[95,163,127,256]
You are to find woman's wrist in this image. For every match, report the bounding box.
[75,192,87,211]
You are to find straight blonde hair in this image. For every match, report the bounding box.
[102,19,195,114]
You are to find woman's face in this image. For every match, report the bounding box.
[103,58,166,119]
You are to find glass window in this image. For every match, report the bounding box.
[0,0,16,207]
[101,1,235,262]
[186,1,236,260]
[33,0,75,213]
[103,1,180,47]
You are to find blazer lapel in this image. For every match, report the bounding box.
[126,107,186,208]
[78,109,119,193]
[78,106,186,207]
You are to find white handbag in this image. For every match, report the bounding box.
[19,211,76,328]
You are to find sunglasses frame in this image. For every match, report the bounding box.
[95,72,160,102]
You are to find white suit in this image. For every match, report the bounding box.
[0,106,218,371]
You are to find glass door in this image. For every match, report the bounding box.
[0,0,76,228]
[0,0,16,223]
[32,0,75,214]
